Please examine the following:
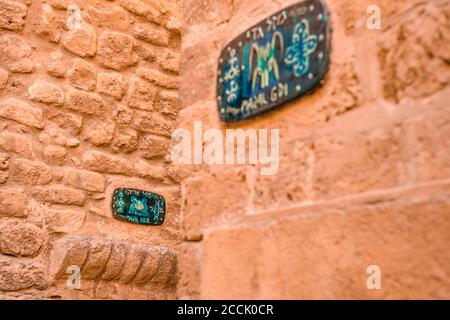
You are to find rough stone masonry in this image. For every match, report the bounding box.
[0,0,182,299]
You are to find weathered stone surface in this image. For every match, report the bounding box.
[119,0,164,24]
[0,220,44,257]
[139,135,169,159]
[127,77,156,111]
[64,137,80,149]
[50,236,177,286]
[63,138,80,149]
[97,31,137,71]
[83,151,133,176]
[166,15,181,34]
[177,242,201,299]
[159,50,180,74]
[133,247,161,284]
[117,244,145,284]
[0,260,47,291]
[252,139,312,210]
[111,128,138,153]
[38,132,52,146]
[97,72,128,100]
[10,159,53,185]
[405,100,450,182]
[0,35,34,73]
[112,105,133,126]
[183,0,236,30]
[62,23,97,58]
[11,0,31,6]
[67,138,80,149]
[86,5,131,31]
[68,59,97,91]
[201,225,264,299]
[63,168,105,192]
[36,4,62,43]
[137,44,156,63]
[134,159,166,181]
[42,126,80,149]
[118,0,152,16]
[48,0,68,10]
[180,38,217,107]
[137,67,179,89]
[84,120,115,146]
[157,91,180,116]
[49,237,90,279]
[9,0,450,299]
[145,248,176,284]
[0,132,33,158]
[0,172,7,184]
[202,196,450,299]
[102,242,128,280]
[82,239,112,280]
[0,153,8,170]
[46,209,86,234]
[133,110,175,136]
[47,110,82,134]
[29,80,64,106]
[66,89,106,115]
[133,23,169,47]
[47,51,66,78]
[43,145,67,166]
[0,188,28,218]
[143,0,165,25]
[0,68,8,91]
[380,1,450,101]
[0,0,445,301]
[0,98,44,129]
[0,0,27,31]
[182,168,250,240]
[313,128,402,200]
[0,0,182,301]
[32,186,85,206]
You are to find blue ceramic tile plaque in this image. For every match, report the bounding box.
[112,188,166,226]
[217,0,331,122]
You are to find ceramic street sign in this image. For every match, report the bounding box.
[112,188,166,226]
[217,0,331,122]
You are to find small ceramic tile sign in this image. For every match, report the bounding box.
[217,0,331,122]
[112,188,166,226]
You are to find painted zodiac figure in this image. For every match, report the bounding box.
[249,31,284,91]
[128,196,149,216]
[284,19,318,77]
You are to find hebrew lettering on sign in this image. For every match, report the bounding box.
[217,0,331,122]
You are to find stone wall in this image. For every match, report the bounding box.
[1,0,450,300]
[0,0,182,299]
[177,0,450,299]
